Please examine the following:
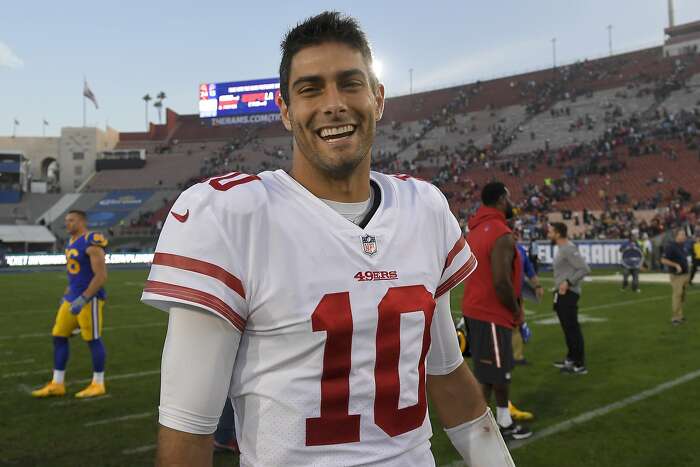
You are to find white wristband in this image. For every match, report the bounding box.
[445,408,515,467]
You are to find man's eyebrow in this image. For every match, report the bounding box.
[291,69,367,89]
[337,68,366,80]
[291,75,323,89]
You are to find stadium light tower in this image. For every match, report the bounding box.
[409,68,414,95]
[551,37,557,69]
[668,0,675,28]
[607,25,613,56]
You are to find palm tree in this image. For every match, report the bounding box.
[142,94,152,129]
[153,100,163,124]
[156,91,167,124]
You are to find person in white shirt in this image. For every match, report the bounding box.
[142,11,515,467]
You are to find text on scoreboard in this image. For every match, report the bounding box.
[199,78,281,118]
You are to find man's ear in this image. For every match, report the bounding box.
[374,83,385,122]
[277,94,292,131]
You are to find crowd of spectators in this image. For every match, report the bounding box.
[111,49,700,251]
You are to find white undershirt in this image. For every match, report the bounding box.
[320,185,374,225]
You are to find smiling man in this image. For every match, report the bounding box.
[142,11,514,467]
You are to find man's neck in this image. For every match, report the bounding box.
[290,152,371,203]
[556,238,569,246]
[70,230,87,242]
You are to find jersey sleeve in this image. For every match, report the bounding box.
[158,306,240,434]
[141,185,248,333]
[426,292,464,375]
[435,191,477,298]
[86,232,108,248]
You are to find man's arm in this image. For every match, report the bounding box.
[426,294,514,466]
[426,293,485,424]
[491,234,519,315]
[157,427,213,467]
[427,361,486,427]
[156,307,240,467]
[564,246,591,285]
[660,257,682,273]
[83,246,108,298]
[429,364,514,466]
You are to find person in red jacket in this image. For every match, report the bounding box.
[462,181,532,441]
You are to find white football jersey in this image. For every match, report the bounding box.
[142,169,476,467]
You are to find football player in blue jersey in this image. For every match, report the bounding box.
[32,210,109,398]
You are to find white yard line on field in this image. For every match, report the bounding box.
[508,367,700,450]
[122,444,157,455]
[0,309,56,317]
[3,369,49,378]
[0,358,34,366]
[525,290,700,321]
[578,290,700,313]
[3,369,160,397]
[0,321,166,340]
[50,394,113,407]
[84,411,154,427]
[69,369,161,386]
[440,367,700,466]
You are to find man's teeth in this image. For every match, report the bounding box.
[319,125,355,138]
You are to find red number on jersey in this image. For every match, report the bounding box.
[306,286,435,446]
[207,171,261,191]
[305,293,361,446]
[374,285,435,436]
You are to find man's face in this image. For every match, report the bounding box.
[676,230,687,243]
[278,42,385,179]
[547,225,558,243]
[64,214,84,235]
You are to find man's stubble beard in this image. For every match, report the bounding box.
[292,118,375,180]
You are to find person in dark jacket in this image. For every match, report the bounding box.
[619,230,643,292]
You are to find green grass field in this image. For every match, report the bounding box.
[1,269,699,467]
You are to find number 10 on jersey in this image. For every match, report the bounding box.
[306,285,436,446]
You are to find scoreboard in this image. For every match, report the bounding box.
[199,78,281,118]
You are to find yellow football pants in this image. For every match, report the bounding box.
[52,298,105,341]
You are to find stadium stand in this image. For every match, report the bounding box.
[10,44,700,252]
[0,193,63,224]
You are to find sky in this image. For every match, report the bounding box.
[2,0,700,137]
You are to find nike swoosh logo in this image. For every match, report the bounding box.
[171,209,189,223]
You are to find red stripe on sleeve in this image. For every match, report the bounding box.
[436,254,478,298]
[153,252,245,299]
[144,280,246,332]
[443,236,467,273]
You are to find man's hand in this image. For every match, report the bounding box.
[520,322,532,343]
[675,264,682,273]
[535,285,544,301]
[70,295,88,315]
[558,281,569,295]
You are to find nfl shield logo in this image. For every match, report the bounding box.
[361,234,378,256]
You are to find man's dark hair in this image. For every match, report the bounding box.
[279,11,377,105]
[480,182,508,206]
[67,210,87,220]
[551,222,568,238]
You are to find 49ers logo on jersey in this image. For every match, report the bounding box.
[354,270,398,282]
[361,234,377,256]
